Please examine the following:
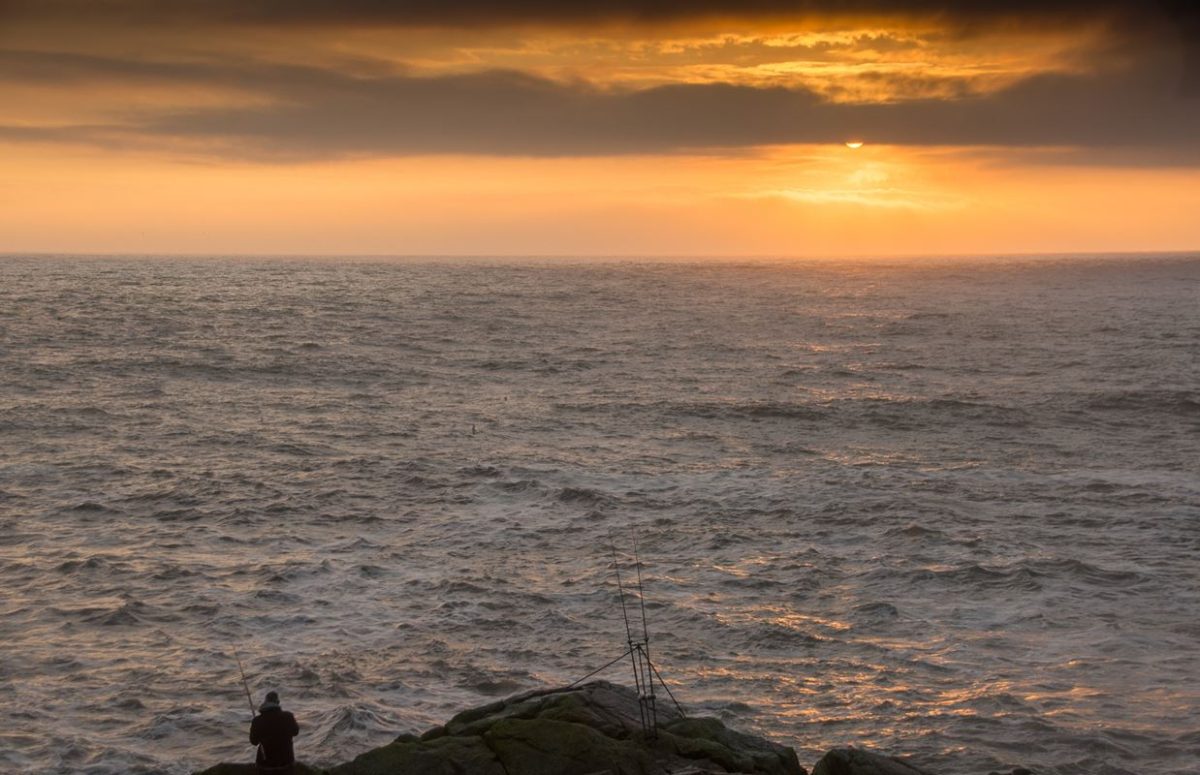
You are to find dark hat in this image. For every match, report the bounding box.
[265,691,280,704]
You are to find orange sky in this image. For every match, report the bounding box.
[1,1,1197,256]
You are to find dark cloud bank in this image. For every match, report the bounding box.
[2,0,1196,29]
[3,50,1197,164]
[1,1,1196,163]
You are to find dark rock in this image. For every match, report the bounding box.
[329,734,505,775]
[194,681,805,775]
[418,724,446,741]
[662,716,805,775]
[194,764,326,775]
[811,747,935,775]
[446,680,675,739]
[484,716,651,775]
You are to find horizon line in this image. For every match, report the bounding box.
[2,249,1197,262]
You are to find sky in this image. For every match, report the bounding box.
[1,1,1198,256]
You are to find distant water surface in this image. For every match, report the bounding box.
[0,254,1197,774]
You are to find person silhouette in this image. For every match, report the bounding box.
[249,690,300,774]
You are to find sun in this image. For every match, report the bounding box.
[845,141,864,149]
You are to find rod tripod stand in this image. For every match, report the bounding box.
[628,638,658,739]
[570,529,686,740]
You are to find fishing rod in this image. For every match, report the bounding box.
[235,649,266,763]
[632,528,650,645]
[631,527,657,737]
[608,527,661,738]
[609,529,649,735]
[609,530,635,649]
[234,649,256,719]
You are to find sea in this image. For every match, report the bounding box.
[0,254,1197,775]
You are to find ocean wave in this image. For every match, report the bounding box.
[1082,389,1200,416]
[79,600,150,627]
[742,621,827,651]
[893,563,1043,592]
[1023,558,1147,587]
[56,556,112,573]
[851,602,900,623]
[883,524,948,541]
[846,397,1030,429]
[557,487,614,506]
[306,705,401,748]
[68,501,116,514]
[556,395,1035,429]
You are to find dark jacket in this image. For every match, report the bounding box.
[250,706,299,771]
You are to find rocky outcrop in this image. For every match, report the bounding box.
[811,747,936,775]
[195,680,806,775]
[332,680,803,775]
[193,683,961,775]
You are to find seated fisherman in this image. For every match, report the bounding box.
[249,690,300,774]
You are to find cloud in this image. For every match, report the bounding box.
[0,1,1192,28]
[1,0,1195,163]
[4,2,1194,87]
[1,43,1195,163]
[2,45,1190,165]
[752,186,962,210]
